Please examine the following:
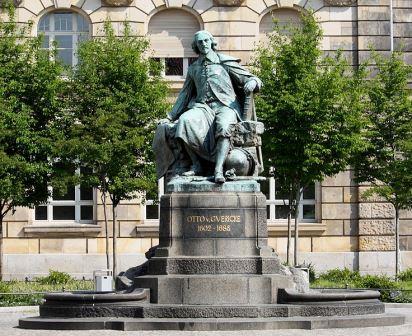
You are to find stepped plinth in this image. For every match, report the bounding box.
[19,179,404,331]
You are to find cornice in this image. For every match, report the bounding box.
[324,0,357,6]
[213,0,246,6]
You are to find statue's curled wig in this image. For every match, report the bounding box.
[191,30,218,54]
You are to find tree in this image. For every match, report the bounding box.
[61,22,169,278]
[354,51,412,278]
[0,3,64,277]
[253,12,365,266]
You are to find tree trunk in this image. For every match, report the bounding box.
[112,203,118,280]
[395,207,400,279]
[286,212,292,265]
[293,214,299,266]
[101,190,110,271]
[0,204,13,281]
[0,218,3,281]
[293,187,302,267]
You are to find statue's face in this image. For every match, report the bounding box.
[195,33,213,55]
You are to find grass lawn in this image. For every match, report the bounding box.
[310,268,412,302]
[0,279,94,307]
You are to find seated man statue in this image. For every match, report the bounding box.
[153,30,262,183]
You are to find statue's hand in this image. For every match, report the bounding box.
[244,79,257,94]
[158,117,172,125]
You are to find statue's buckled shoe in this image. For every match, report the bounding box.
[214,171,225,183]
[182,164,202,177]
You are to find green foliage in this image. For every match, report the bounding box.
[312,268,408,302]
[0,281,11,293]
[0,3,65,222]
[253,11,366,213]
[61,21,169,206]
[356,274,399,302]
[357,274,398,290]
[0,278,93,306]
[398,268,412,281]
[354,51,412,213]
[35,270,73,285]
[318,267,362,283]
[300,261,316,282]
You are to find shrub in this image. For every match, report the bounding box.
[313,269,410,303]
[0,278,94,307]
[300,262,316,283]
[35,270,73,285]
[318,268,361,283]
[398,268,412,281]
[0,281,11,293]
[353,274,399,302]
[354,274,398,290]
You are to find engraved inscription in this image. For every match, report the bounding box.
[183,209,245,238]
[186,215,241,223]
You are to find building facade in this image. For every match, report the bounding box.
[1,0,411,279]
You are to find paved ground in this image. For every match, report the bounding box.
[2,306,412,336]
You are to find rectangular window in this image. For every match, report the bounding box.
[80,205,93,221]
[165,58,183,76]
[144,178,164,220]
[55,34,73,67]
[145,203,159,220]
[41,35,50,49]
[35,206,48,221]
[34,168,95,224]
[151,57,194,78]
[54,13,73,32]
[262,178,317,223]
[53,206,76,220]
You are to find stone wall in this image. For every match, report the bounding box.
[268,169,359,262]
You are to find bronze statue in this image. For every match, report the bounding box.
[153,30,263,183]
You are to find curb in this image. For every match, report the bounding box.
[0,306,39,313]
[1,304,411,312]
[385,303,412,308]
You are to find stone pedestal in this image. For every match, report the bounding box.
[134,179,293,305]
[19,178,402,330]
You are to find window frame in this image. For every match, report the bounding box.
[264,177,318,224]
[143,178,164,221]
[34,169,96,225]
[153,57,197,79]
[37,10,91,67]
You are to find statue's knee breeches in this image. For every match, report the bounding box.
[214,106,237,138]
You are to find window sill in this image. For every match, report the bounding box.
[166,78,186,91]
[267,221,326,236]
[135,220,159,238]
[24,224,101,238]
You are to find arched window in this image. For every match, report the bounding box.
[259,8,302,42]
[148,9,200,78]
[38,11,90,66]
